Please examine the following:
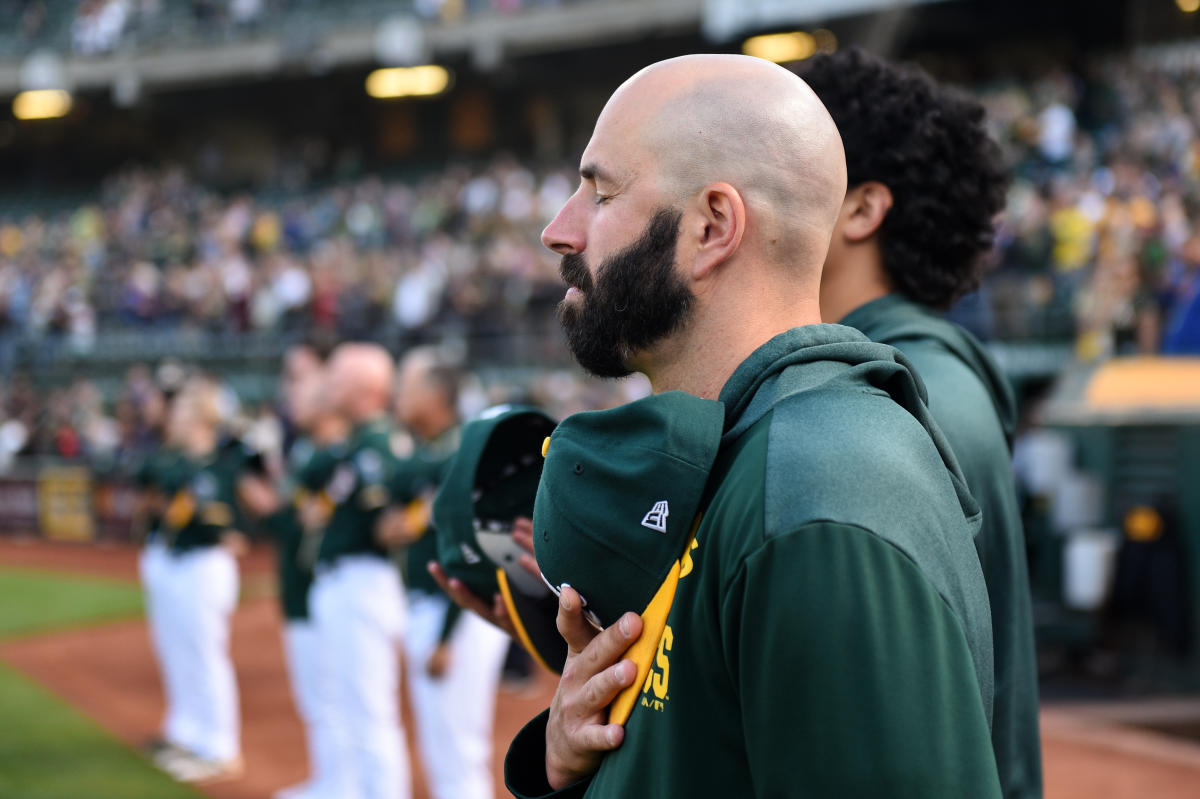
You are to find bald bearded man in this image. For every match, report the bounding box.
[503,55,1001,798]
[310,343,410,799]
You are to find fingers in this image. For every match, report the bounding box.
[428,561,517,637]
[556,585,601,654]
[574,722,626,753]
[490,593,515,631]
[581,658,637,712]
[428,562,492,617]
[512,521,535,554]
[576,611,643,679]
[512,520,541,578]
[518,552,540,579]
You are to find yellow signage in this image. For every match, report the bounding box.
[37,466,95,542]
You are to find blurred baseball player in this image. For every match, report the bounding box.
[501,54,1000,797]
[154,376,247,783]
[803,48,1043,799]
[309,343,409,799]
[376,348,509,799]
[132,394,191,763]
[238,340,353,799]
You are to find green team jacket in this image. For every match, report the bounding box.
[505,324,1001,799]
[842,294,1042,799]
[161,441,248,553]
[316,418,403,563]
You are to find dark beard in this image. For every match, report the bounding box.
[557,208,693,378]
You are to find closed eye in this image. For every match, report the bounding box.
[595,194,614,206]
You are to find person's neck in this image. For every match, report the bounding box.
[819,248,893,324]
[183,429,216,459]
[311,414,348,446]
[414,409,458,444]
[350,409,385,432]
[642,277,823,401]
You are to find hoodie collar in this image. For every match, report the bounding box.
[841,293,1017,444]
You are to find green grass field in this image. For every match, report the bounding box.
[0,566,204,799]
[0,567,144,639]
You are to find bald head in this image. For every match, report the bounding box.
[327,343,395,425]
[599,54,846,268]
[395,346,460,441]
[541,54,848,395]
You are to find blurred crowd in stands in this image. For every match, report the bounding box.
[6,0,580,58]
[0,53,1197,365]
[2,50,1200,469]
[972,53,1200,357]
[0,158,571,351]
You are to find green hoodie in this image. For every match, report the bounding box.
[505,324,1000,799]
[842,294,1041,799]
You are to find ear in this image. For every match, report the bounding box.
[689,182,746,281]
[840,182,893,244]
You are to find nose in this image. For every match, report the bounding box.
[541,193,586,255]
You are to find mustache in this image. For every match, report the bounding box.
[559,253,594,294]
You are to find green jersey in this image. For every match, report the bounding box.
[265,436,338,620]
[506,325,1000,798]
[133,447,187,544]
[842,294,1042,799]
[161,442,247,553]
[397,426,463,642]
[316,418,403,563]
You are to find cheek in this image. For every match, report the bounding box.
[586,207,638,265]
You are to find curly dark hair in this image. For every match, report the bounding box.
[800,48,1009,309]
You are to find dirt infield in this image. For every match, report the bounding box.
[4,538,1200,799]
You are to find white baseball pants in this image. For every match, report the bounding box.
[311,555,408,799]
[281,620,356,798]
[166,545,241,762]
[140,539,197,750]
[404,591,509,799]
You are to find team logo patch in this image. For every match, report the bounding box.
[192,472,218,502]
[641,500,670,533]
[327,463,357,503]
[355,450,383,482]
[460,542,483,565]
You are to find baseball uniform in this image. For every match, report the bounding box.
[310,418,409,799]
[399,428,510,799]
[265,436,352,799]
[135,447,194,753]
[159,440,248,766]
[505,325,1000,798]
[842,293,1042,799]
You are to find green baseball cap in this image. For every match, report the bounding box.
[430,404,566,672]
[533,391,724,724]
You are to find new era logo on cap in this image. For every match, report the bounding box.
[459,542,482,565]
[641,500,669,533]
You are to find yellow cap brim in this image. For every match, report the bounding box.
[497,567,565,674]
[607,558,680,726]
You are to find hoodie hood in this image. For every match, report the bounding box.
[841,294,1017,444]
[719,323,981,536]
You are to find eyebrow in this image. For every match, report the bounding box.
[579,163,617,187]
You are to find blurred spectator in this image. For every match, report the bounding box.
[1162,232,1200,353]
